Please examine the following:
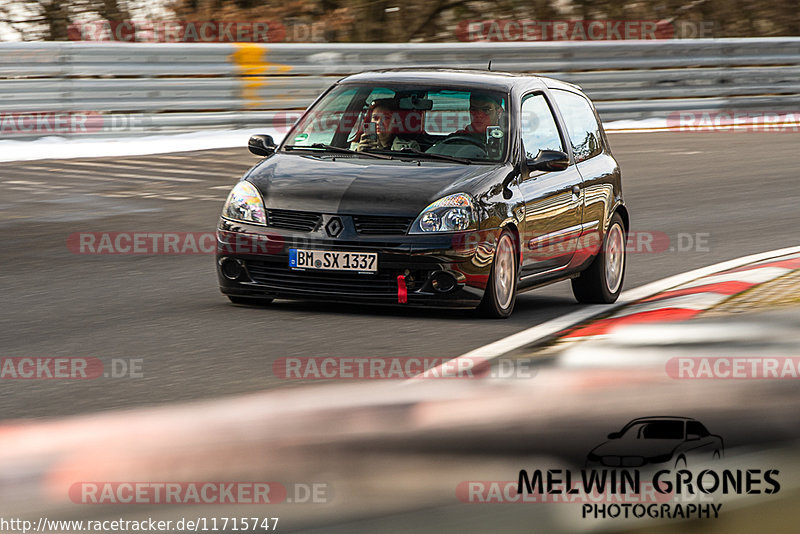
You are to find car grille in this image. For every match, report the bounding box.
[352,215,415,236]
[244,260,406,297]
[266,209,322,232]
[263,211,413,235]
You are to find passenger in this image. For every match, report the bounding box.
[352,99,421,152]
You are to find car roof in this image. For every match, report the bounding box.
[626,416,697,423]
[339,68,582,93]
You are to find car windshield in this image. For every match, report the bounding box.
[282,83,509,163]
[621,420,685,439]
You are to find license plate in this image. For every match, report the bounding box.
[289,249,377,272]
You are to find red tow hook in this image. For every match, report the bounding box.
[397,275,408,304]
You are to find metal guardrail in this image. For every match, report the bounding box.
[1,39,799,136]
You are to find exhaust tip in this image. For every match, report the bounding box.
[430,271,457,293]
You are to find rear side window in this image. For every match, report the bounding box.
[520,93,564,159]
[552,89,603,162]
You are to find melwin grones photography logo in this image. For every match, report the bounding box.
[512,416,780,520]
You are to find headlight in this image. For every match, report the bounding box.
[410,193,478,233]
[221,180,266,225]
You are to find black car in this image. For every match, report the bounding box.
[586,417,724,468]
[216,69,628,317]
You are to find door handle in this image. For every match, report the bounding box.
[572,185,581,196]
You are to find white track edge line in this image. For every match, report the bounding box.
[409,245,800,378]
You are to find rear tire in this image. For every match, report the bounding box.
[478,230,518,318]
[228,296,274,306]
[571,213,626,304]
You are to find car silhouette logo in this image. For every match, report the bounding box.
[325,217,343,237]
[586,416,724,469]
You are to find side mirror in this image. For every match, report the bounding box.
[607,432,621,440]
[526,150,569,172]
[248,135,277,157]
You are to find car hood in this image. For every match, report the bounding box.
[589,438,683,458]
[246,153,504,217]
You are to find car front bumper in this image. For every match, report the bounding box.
[216,218,500,308]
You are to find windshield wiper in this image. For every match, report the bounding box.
[284,143,394,160]
[394,147,472,164]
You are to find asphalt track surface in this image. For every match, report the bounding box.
[1,132,798,420]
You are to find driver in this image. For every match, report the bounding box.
[453,92,505,143]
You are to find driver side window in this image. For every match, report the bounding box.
[520,94,564,159]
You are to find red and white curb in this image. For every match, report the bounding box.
[413,246,800,378]
[563,253,800,341]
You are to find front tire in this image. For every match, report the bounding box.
[478,230,518,318]
[571,213,626,304]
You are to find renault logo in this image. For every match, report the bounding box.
[325,217,343,237]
